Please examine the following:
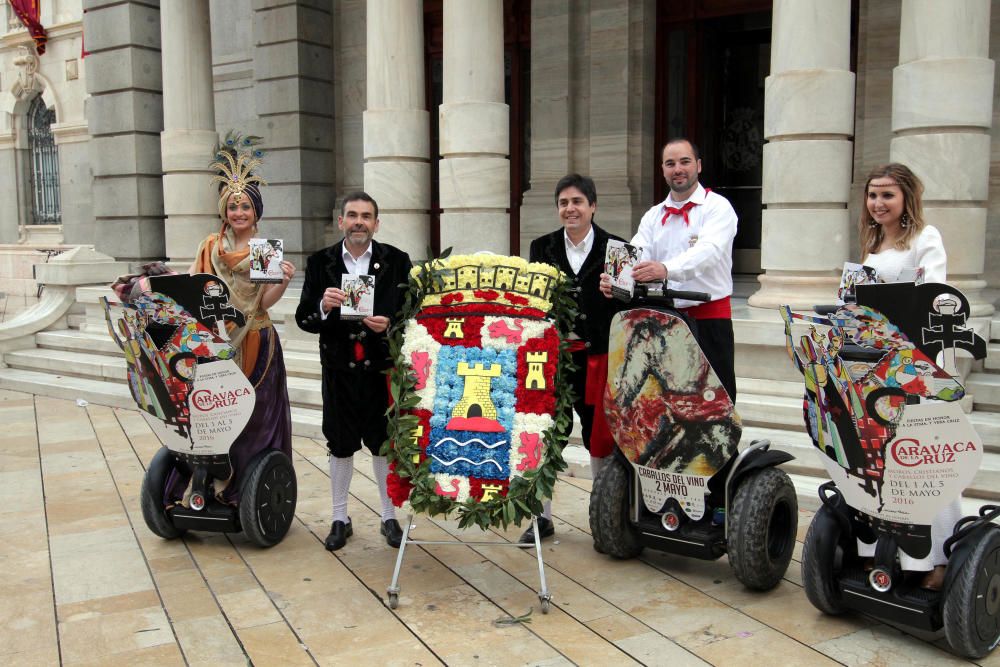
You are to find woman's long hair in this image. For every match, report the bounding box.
[859,163,925,257]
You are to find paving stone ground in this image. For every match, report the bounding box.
[1,389,996,666]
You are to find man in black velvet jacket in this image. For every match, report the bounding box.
[295,192,411,552]
[524,174,624,543]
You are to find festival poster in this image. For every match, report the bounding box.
[818,401,982,526]
[146,359,255,456]
[249,238,284,284]
[340,273,375,320]
[604,309,740,521]
[838,262,879,301]
[605,239,641,301]
[632,463,711,520]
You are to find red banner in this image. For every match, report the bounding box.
[10,0,48,55]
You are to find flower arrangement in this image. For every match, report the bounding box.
[385,253,578,530]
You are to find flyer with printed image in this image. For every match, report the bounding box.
[341,274,375,320]
[249,238,284,284]
[605,239,642,301]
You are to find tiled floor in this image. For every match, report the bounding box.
[1,389,995,666]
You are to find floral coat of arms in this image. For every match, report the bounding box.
[385,254,575,530]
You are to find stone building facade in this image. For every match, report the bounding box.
[0,0,997,315]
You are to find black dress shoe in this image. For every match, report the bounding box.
[325,519,353,551]
[519,517,555,544]
[381,519,404,548]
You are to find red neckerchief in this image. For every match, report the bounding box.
[659,188,711,226]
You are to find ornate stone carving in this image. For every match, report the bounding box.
[11,46,40,100]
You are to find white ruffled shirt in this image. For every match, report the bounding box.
[863,225,947,283]
[631,184,737,309]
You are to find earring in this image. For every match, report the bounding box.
[900,213,909,228]
[869,219,878,228]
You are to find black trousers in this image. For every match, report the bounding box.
[321,365,390,458]
[691,317,737,403]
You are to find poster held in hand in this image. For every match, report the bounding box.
[341,274,375,320]
[249,238,284,284]
[838,262,879,301]
[605,239,642,301]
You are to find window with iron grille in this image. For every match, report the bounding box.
[27,95,61,224]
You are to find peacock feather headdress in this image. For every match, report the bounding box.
[210,130,267,222]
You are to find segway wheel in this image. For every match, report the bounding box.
[944,526,1000,659]
[801,504,847,615]
[727,467,798,590]
[589,455,642,559]
[140,447,186,540]
[239,450,297,548]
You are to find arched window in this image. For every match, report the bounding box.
[27,95,60,224]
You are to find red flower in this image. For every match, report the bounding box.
[419,315,484,347]
[514,327,560,414]
[504,293,530,306]
[386,462,414,507]
[469,476,510,501]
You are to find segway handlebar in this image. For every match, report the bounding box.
[633,283,711,304]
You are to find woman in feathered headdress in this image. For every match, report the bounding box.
[187,132,295,498]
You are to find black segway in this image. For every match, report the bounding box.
[783,281,999,658]
[590,285,798,590]
[103,273,296,547]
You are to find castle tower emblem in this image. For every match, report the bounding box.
[525,351,549,389]
[444,317,465,339]
[447,362,504,432]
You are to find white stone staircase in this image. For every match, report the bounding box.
[2,285,998,510]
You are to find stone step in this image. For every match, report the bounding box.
[35,329,323,379]
[735,391,804,429]
[11,345,325,410]
[986,343,1000,370]
[736,376,804,399]
[0,366,328,440]
[7,347,125,382]
[968,372,1000,410]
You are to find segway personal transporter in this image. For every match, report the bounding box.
[590,284,798,590]
[103,273,296,547]
[783,280,999,659]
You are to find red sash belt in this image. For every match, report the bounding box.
[583,353,614,457]
[680,295,731,320]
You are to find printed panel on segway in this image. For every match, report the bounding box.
[606,308,740,523]
[783,281,1000,659]
[591,289,798,591]
[104,274,294,546]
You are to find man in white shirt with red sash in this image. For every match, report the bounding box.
[601,137,738,401]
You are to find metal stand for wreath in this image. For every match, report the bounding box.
[386,515,552,613]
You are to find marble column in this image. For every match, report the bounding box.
[586,0,639,240]
[160,0,217,264]
[890,0,995,316]
[438,0,510,254]
[52,123,94,246]
[333,0,367,234]
[252,0,335,266]
[362,0,430,257]
[83,0,164,262]
[748,0,855,309]
[517,0,571,255]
